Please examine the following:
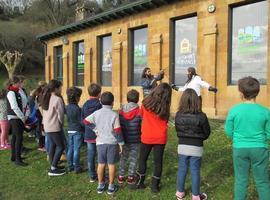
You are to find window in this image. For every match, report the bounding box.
[54,46,63,81]
[129,27,148,86]
[172,16,197,86]
[230,1,268,84]
[98,35,112,86]
[74,41,84,86]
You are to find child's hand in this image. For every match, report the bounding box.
[119,145,123,154]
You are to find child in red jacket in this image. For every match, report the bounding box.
[136,83,172,193]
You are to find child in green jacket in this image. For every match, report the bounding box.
[225,76,270,200]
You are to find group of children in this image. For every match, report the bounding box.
[1,69,270,199]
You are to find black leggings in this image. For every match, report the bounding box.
[47,131,65,167]
[10,119,24,162]
[138,143,165,178]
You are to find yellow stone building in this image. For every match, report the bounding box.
[37,0,269,118]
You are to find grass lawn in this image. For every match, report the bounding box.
[0,120,260,200]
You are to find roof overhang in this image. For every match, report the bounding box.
[36,0,178,41]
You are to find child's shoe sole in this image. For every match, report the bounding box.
[97,184,106,194]
[107,186,118,195]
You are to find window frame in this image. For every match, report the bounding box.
[228,0,268,85]
[169,13,198,86]
[73,40,85,86]
[128,25,148,86]
[97,33,113,86]
[54,45,63,81]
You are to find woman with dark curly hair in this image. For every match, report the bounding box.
[141,67,164,97]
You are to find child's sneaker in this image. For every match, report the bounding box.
[48,168,66,176]
[89,176,97,183]
[97,183,106,194]
[176,191,185,200]
[107,184,118,195]
[118,175,125,185]
[38,147,46,152]
[127,176,137,189]
[192,193,207,200]
[127,176,136,185]
[199,193,207,200]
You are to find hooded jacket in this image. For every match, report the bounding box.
[119,102,141,144]
[82,98,102,142]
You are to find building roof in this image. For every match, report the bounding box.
[37,0,177,41]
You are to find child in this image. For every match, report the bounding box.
[81,83,102,182]
[175,89,210,200]
[36,81,47,152]
[0,89,10,150]
[136,83,172,193]
[118,89,141,187]
[141,67,164,97]
[6,76,28,166]
[66,86,84,173]
[84,92,124,195]
[28,87,45,151]
[225,76,270,200]
[41,80,66,176]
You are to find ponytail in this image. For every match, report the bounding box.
[41,80,62,111]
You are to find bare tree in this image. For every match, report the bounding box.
[0,0,33,15]
[0,51,23,78]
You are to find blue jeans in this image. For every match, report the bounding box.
[45,133,50,153]
[67,132,83,170]
[177,154,202,195]
[61,131,68,154]
[87,143,97,178]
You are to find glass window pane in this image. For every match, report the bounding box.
[133,27,148,86]
[231,1,268,84]
[75,41,84,86]
[54,46,63,81]
[101,36,112,86]
[174,17,197,86]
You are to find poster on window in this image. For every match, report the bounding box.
[176,38,196,67]
[101,36,112,72]
[77,42,84,71]
[101,36,112,86]
[102,50,112,72]
[134,43,147,65]
[76,42,84,86]
[133,28,148,85]
[77,53,84,70]
[231,1,268,84]
[174,17,197,86]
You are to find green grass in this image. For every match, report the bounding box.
[0,120,260,200]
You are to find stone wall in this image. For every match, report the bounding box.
[44,0,270,118]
